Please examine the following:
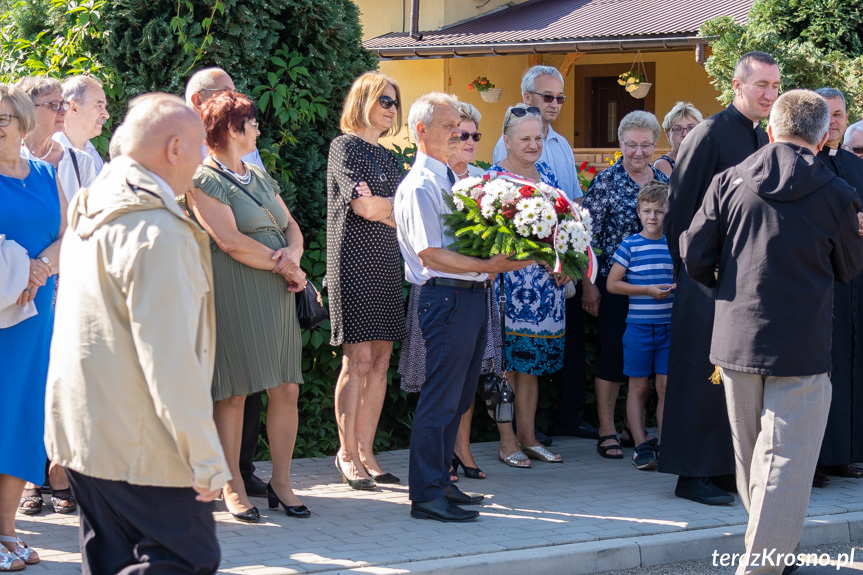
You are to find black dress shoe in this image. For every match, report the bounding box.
[675,476,734,506]
[443,484,484,505]
[285,505,311,518]
[410,496,479,522]
[230,506,260,523]
[244,474,268,498]
[813,468,831,488]
[557,420,600,440]
[267,482,311,518]
[368,471,401,484]
[712,474,738,493]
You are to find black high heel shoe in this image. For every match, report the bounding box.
[223,489,260,523]
[267,482,310,518]
[335,458,376,490]
[452,454,485,480]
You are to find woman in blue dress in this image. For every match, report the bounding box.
[0,85,66,569]
[488,104,567,468]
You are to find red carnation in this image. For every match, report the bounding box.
[588,166,597,175]
[579,161,589,171]
[554,196,569,214]
[501,200,517,219]
[518,185,534,198]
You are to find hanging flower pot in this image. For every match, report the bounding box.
[480,88,503,103]
[628,82,651,99]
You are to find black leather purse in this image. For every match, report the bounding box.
[296,282,327,330]
[479,287,515,423]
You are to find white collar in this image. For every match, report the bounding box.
[141,168,176,204]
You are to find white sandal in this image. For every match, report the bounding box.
[0,536,38,566]
[0,546,24,572]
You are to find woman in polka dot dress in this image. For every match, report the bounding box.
[326,72,406,489]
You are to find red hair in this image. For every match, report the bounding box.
[199,90,258,151]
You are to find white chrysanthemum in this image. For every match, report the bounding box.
[513,212,527,227]
[538,207,557,224]
[554,229,569,253]
[533,221,552,239]
[482,178,512,201]
[470,185,485,200]
[517,198,538,222]
[499,187,519,202]
[452,177,483,196]
[480,194,497,218]
[516,224,532,237]
[453,195,466,211]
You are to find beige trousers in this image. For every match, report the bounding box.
[721,368,832,575]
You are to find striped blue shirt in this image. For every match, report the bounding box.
[612,234,674,324]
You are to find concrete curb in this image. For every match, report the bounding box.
[312,512,863,575]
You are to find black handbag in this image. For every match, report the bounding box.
[479,288,515,423]
[296,281,328,330]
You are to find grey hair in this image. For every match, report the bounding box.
[733,51,778,83]
[768,89,830,147]
[15,76,62,101]
[814,87,846,107]
[61,75,104,104]
[843,120,863,144]
[184,67,229,106]
[662,101,703,132]
[407,92,458,143]
[454,101,481,129]
[0,84,36,133]
[521,65,564,95]
[618,110,661,142]
[502,103,541,139]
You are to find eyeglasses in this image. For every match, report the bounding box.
[669,124,697,135]
[847,145,863,155]
[623,142,657,152]
[0,113,19,127]
[245,120,259,130]
[528,91,567,105]
[459,131,482,142]
[35,100,69,112]
[379,96,399,110]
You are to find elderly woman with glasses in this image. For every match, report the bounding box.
[582,110,669,460]
[486,103,566,468]
[0,84,67,568]
[15,77,97,201]
[187,90,308,522]
[327,72,405,491]
[653,102,703,177]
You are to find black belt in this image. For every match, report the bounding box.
[427,278,490,290]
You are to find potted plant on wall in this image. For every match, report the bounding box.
[469,75,503,103]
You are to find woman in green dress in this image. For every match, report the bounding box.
[187,90,307,522]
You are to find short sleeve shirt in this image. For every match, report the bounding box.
[612,233,674,324]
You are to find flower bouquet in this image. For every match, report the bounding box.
[442,172,598,282]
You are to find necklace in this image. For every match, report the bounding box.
[210,154,252,185]
[28,139,54,161]
[455,168,469,178]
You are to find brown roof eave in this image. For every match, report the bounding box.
[371,36,711,60]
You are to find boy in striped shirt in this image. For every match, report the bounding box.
[607,181,676,471]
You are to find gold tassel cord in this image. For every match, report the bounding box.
[709,365,722,385]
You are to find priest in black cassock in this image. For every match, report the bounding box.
[661,51,781,505]
[813,87,863,485]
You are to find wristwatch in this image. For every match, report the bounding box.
[39,256,52,273]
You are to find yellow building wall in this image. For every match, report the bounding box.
[374,51,724,165]
[357,0,530,42]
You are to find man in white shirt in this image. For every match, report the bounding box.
[57,75,109,175]
[494,65,598,442]
[395,92,530,523]
[185,67,265,170]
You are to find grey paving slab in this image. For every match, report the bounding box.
[13,438,863,574]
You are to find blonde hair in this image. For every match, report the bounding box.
[637,180,668,210]
[661,101,703,132]
[0,84,36,133]
[340,72,402,138]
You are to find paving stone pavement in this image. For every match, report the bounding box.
[14,436,863,574]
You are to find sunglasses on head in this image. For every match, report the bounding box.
[459,131,482,142]
[509,106,541,118]
[379,95,399,110]
[528,91,566,105]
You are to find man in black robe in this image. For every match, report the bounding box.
[813,88,863,485]
[661,51,781,505]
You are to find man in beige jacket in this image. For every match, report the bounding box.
[45,93,229,574]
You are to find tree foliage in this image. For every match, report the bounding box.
[701,0,863,122]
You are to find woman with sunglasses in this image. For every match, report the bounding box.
[187,90,308,521]
[0,84,67,569]
[489,103,566,468]
[653,102,703,178]
[15,77,97,202]
[326,72,405,490]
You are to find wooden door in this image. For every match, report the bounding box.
[590,77,645,148]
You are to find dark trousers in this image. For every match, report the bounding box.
[409,284,488,502]
[67,469,220,575]
[557,285,588,431]
[239,392,263,482]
